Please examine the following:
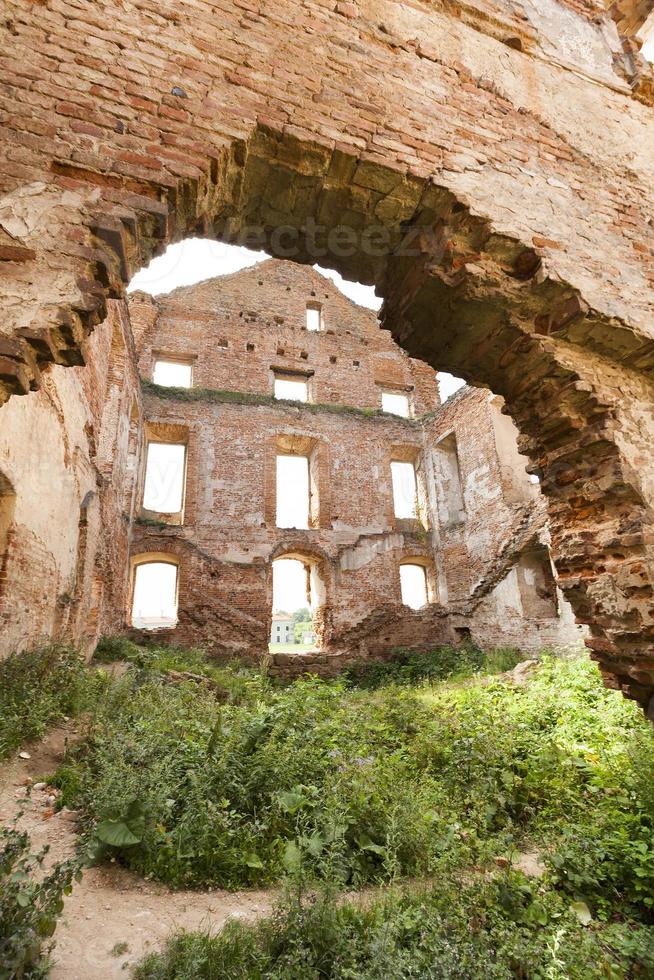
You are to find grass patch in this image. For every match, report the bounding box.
[343,644,522,688]
[1,821,81,979]
[54,646,654,928]
[0,646,105,760]
[133,876,654,979]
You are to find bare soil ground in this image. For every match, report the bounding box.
[0,724,274,979]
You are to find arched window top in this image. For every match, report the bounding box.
[131,554,179,629]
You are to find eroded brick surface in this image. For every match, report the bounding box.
[0,0,653,706]
[126,263,582,669]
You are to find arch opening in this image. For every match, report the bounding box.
[270,554,326,652]
[130,554,179,630]
[2,117,653,709]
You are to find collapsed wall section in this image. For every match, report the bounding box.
[0,302,143,658]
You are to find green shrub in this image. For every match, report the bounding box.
[133,875,654,980]
[0,646,104,760]
[93,639,271,703]
[344,644,522,688]
[93,635,143,663]
[54,653,654,921]
[0,821,81,979]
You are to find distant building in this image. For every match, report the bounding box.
[301,630,317,645]
[271,613,294,645]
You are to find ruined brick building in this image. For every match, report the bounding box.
[1,257,582,672]
[0,0,653,708]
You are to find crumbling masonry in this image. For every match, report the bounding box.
[0,0,653,707]
[1,258,583,672]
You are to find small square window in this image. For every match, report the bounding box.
[306,303,323,331]
[382,391,410,417]
[153,359,193,388]
[274,376,308,402]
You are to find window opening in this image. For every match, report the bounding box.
[276,455,310,528]
[400,564,428,609]
[142,443,186,514]
[153,359,192,388]
[131,561,178,628]
[391,461,418,519]
[382,390,410,417]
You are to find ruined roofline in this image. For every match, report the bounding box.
[128,257,382,322]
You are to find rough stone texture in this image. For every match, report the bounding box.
[0,0,653,704]
[0,303,142,656]
[128,262,582,666]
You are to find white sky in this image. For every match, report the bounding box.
[400,564,428,609]
[132,562,178,626]
[273,558,310,614]
[276,455,310,530]
[391,461,418,519]
[640,14,654,62]
[129,239,464,618]
[143,443,186,513]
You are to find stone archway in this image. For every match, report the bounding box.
[1,0,654,710]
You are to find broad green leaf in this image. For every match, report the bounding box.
[570,900,592,926]
[245,852,264,869]
[95,819,142,847]
[276,790,306,814]
[282,841,302,873]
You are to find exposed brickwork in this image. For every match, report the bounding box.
[0,302,142,657]
[0,0,653,707]
[127,263,582,667]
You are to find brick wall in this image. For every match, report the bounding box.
[0,303,142,658]
[0,0,652,704]
[128,262,583,665]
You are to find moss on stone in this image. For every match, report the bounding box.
[141,378,423,423]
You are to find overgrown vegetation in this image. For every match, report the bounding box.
[0,646,105,760]
[141,378,424,423]
[54,646,654,925]
[134,875,654,979]
[3,638,653,977]
[0,820,81,979]
[343,643,522,687]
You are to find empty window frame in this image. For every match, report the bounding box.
[306,303,323,332]
[400,563,428,609]
[274,375,308,402]
[434,432,465,525]
[152,358,193,388]
[131,560,178,628]
[391,461,418,519]
[142,442,186,514]
[276,454,310,528]
[381,390,410,417]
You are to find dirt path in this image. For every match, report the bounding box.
[0,724,274,978]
